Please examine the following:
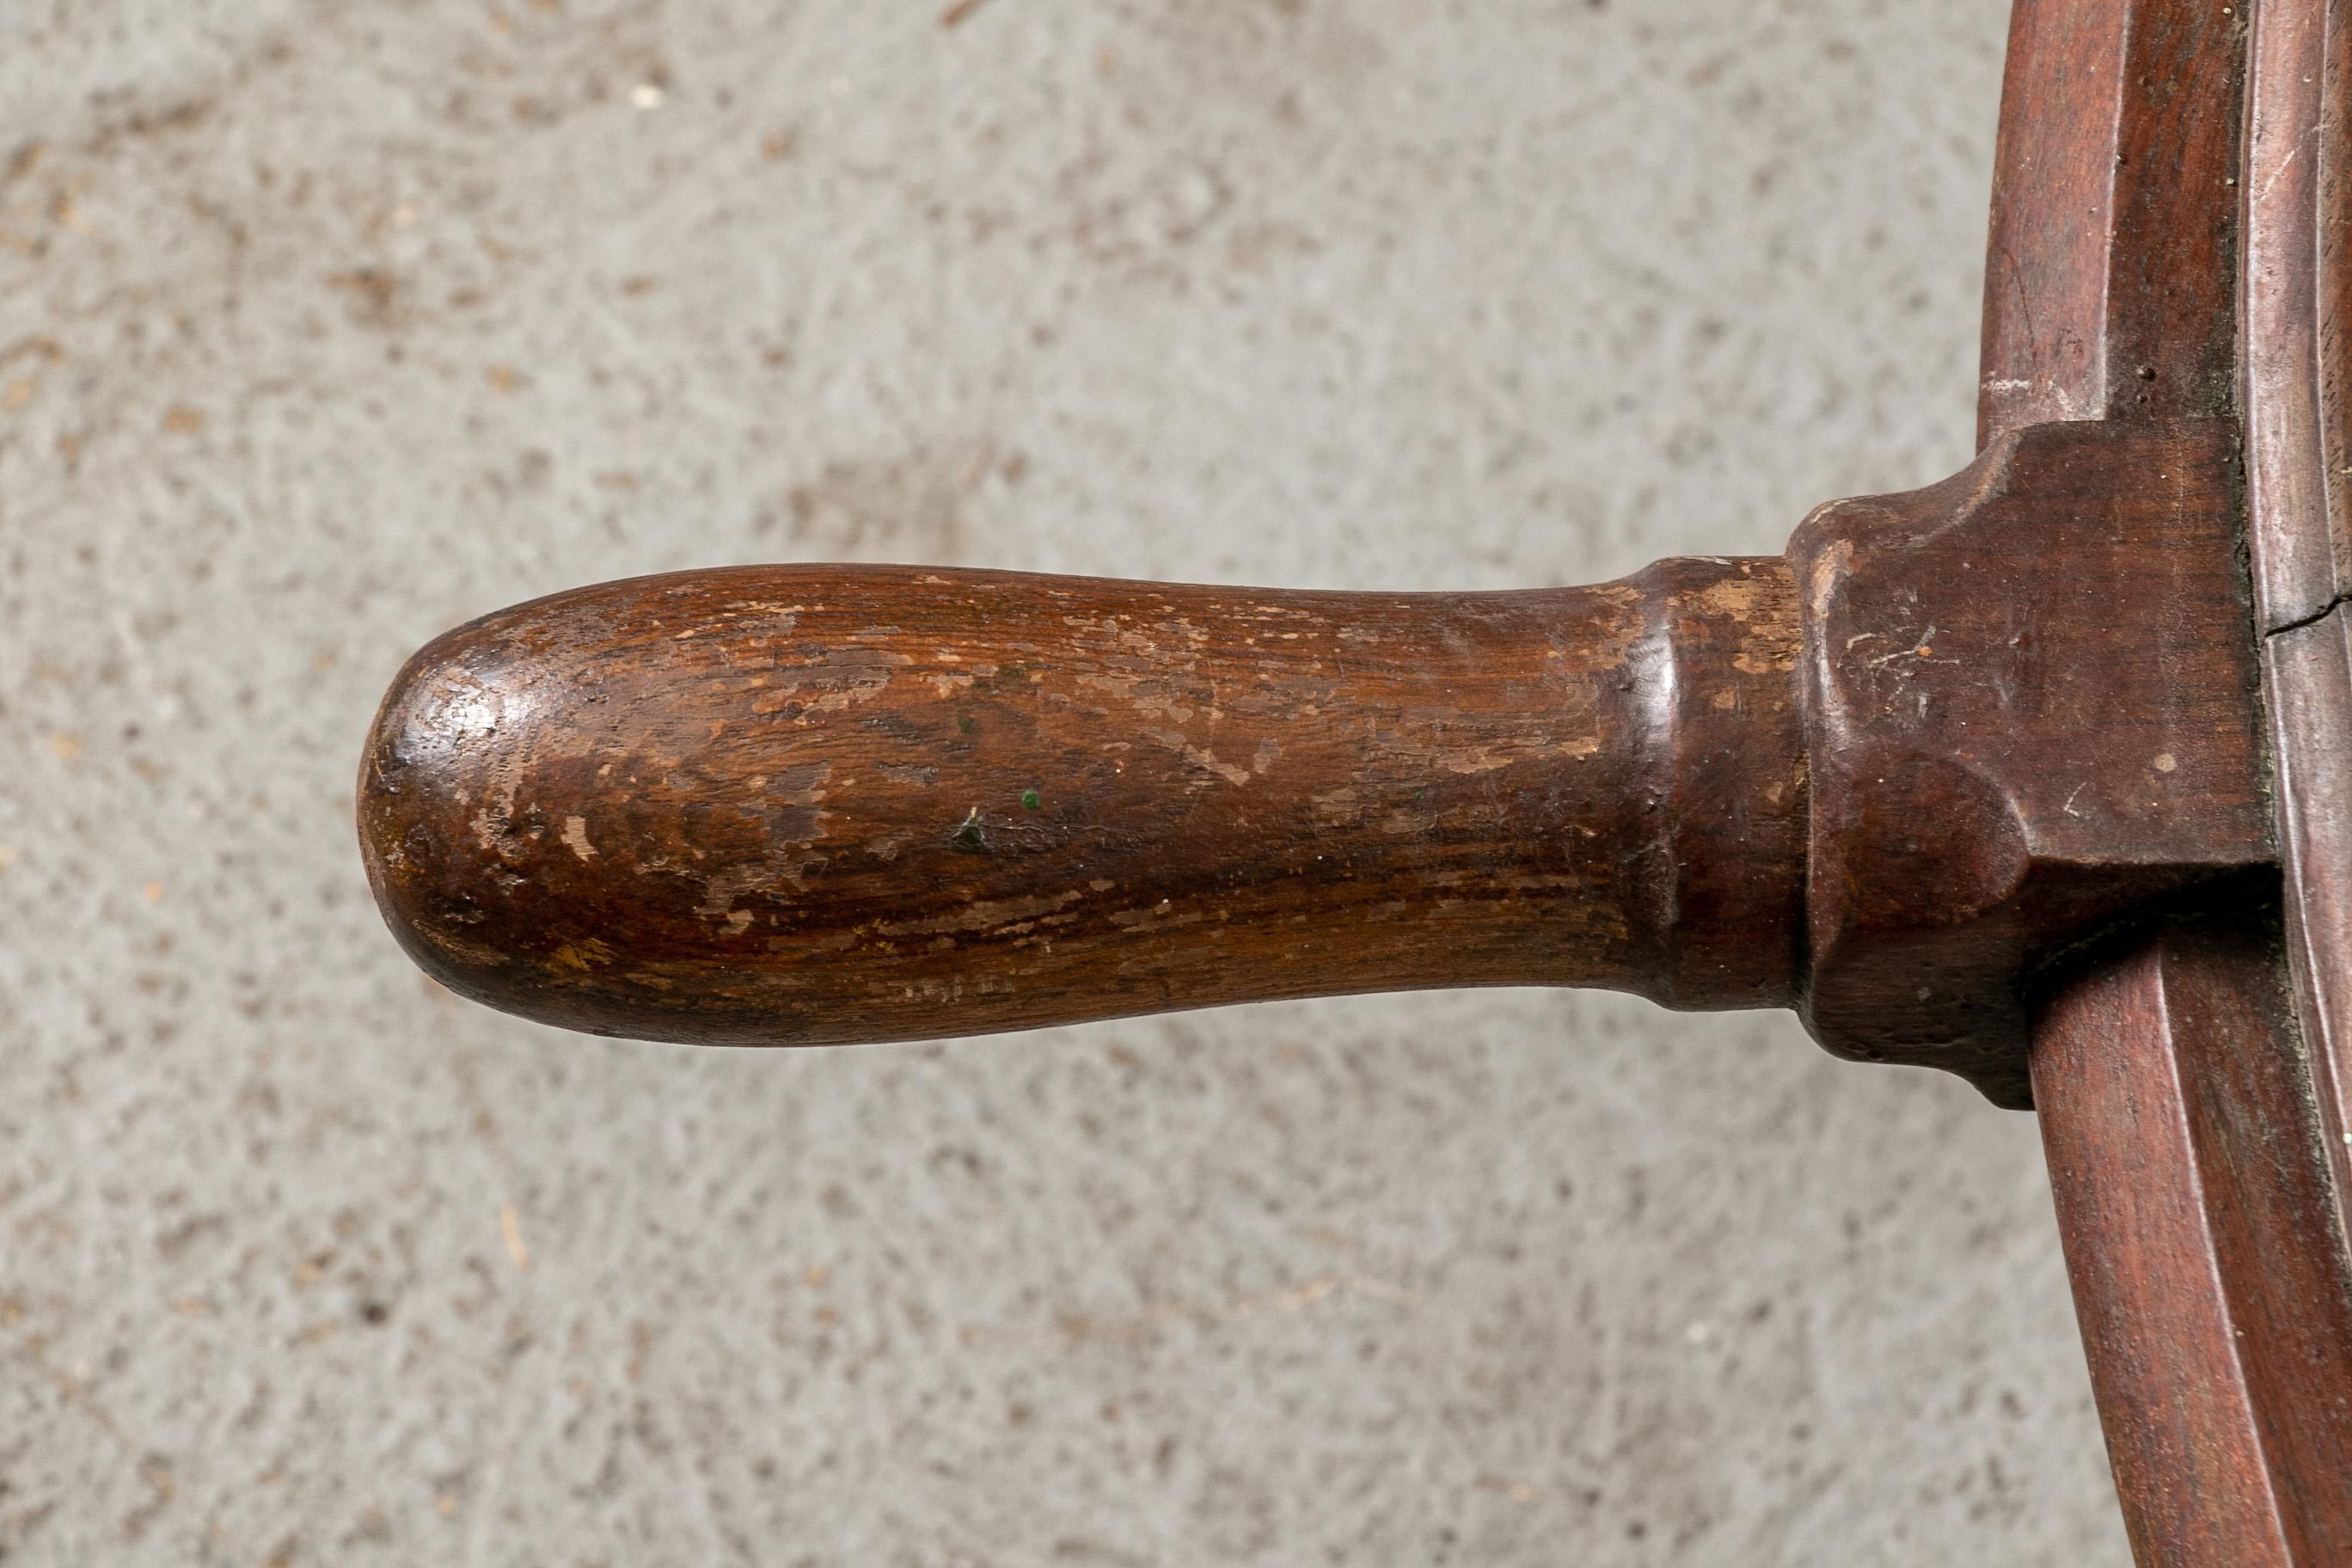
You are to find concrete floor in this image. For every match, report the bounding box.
[0,1,2131,1562]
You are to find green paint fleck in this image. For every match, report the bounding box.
[956,714,977,735]
[1020,788,1041,811]
[1414,789,1427,802]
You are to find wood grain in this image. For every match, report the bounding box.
[350,5,2352,1554]
[2265,617,2352,1173]
[2244,0,2352,633]
[1977,0,2244,446]
[1998,3,2352,1562]
[2244,0,2352,1194]
[360,560,1808,1046]
[2034,920,2352,1567]
[1789,419,2271,1107]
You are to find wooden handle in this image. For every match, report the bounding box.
[358,561,1805,1046]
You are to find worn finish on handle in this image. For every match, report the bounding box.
[360,561,1805,1046]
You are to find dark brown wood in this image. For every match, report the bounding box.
[1787,418,2270,1107]
[360,559,1808,1045]
[1977,0,2243,446]
[351,1,2352,1556]
[1997,5,2352,1563]
[361,457,2272,1111]
[2033,920,2352,1567]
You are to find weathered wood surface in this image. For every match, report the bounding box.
[2244,0,2352,1181]
[1976,0,2243,445]
[360,560,1808,1045]
[2034,921,2352,1568]
[2244,0,2352,634]
[1787,418,2270,1109]
[2265,617,2352,1155]
[1994,2,2352,1562]
[352,0,2352,1555]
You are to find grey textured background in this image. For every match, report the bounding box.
[0,1,2132,1563]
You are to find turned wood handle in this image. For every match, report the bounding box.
[358,562,1805,1045]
